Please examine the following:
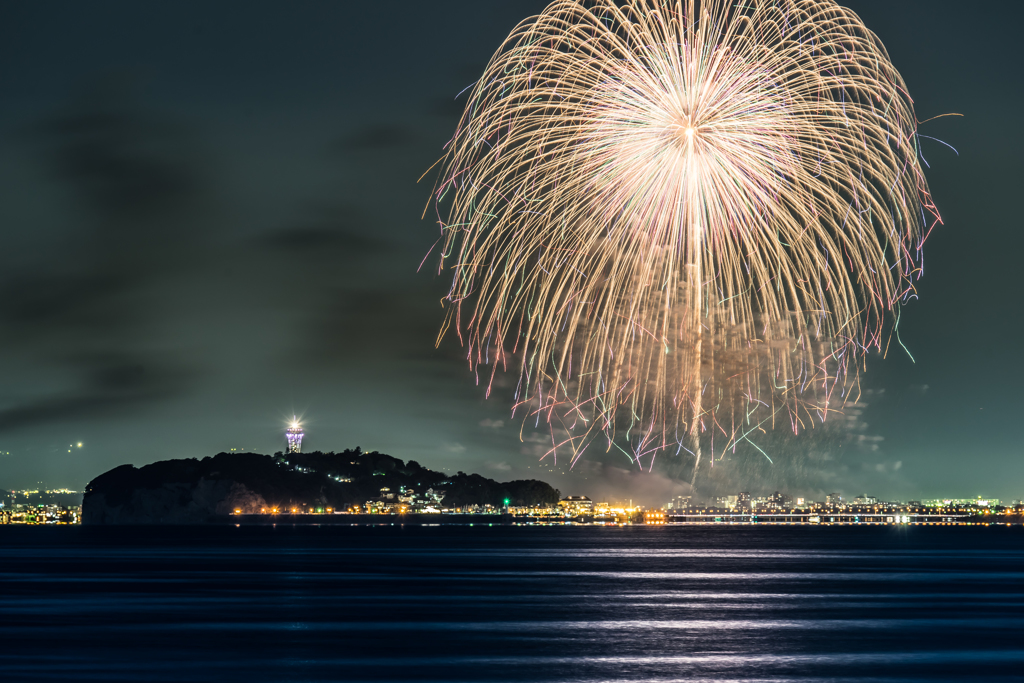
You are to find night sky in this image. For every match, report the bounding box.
[0,1,1020,504]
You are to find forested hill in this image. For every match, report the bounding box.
[82,448,560,524]
[281,448,559,508]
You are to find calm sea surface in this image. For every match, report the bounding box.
[1,525,1022,682]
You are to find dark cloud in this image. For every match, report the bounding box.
[15,87,212,294]
[295,287,443,365]
[0,89,215,441]
[44,113,196,221]
[0,353,193,433]
[36,84,206,230]
[431,97,469,120]
[335,124,415,153]
[261,226,384,254]
[0,272,130,328]
[254,204,396,274]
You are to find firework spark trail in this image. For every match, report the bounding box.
[430,0,939,482]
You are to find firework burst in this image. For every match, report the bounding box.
[429,0,940,480]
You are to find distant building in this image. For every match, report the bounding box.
[767,491,793,509]
[643,509,666,525]
[558,496,594,516]
[1,503,79,524]
[714,495,738,509]
[853,495,879,505]
[286,418,304,454]
[826,493,843,506]
[668,495,692,510]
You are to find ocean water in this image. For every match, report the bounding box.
[1,525,1022,682]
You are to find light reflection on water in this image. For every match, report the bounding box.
[0,525,1021,682]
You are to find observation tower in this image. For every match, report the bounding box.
[286,418,304,454]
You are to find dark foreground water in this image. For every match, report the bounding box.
[1,525,1022,682]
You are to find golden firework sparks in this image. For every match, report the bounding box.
[429,0,941,481]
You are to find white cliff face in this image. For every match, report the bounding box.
[83,478,265,524]
[214,482,268,515]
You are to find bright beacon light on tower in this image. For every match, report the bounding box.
[286,418,304,454]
